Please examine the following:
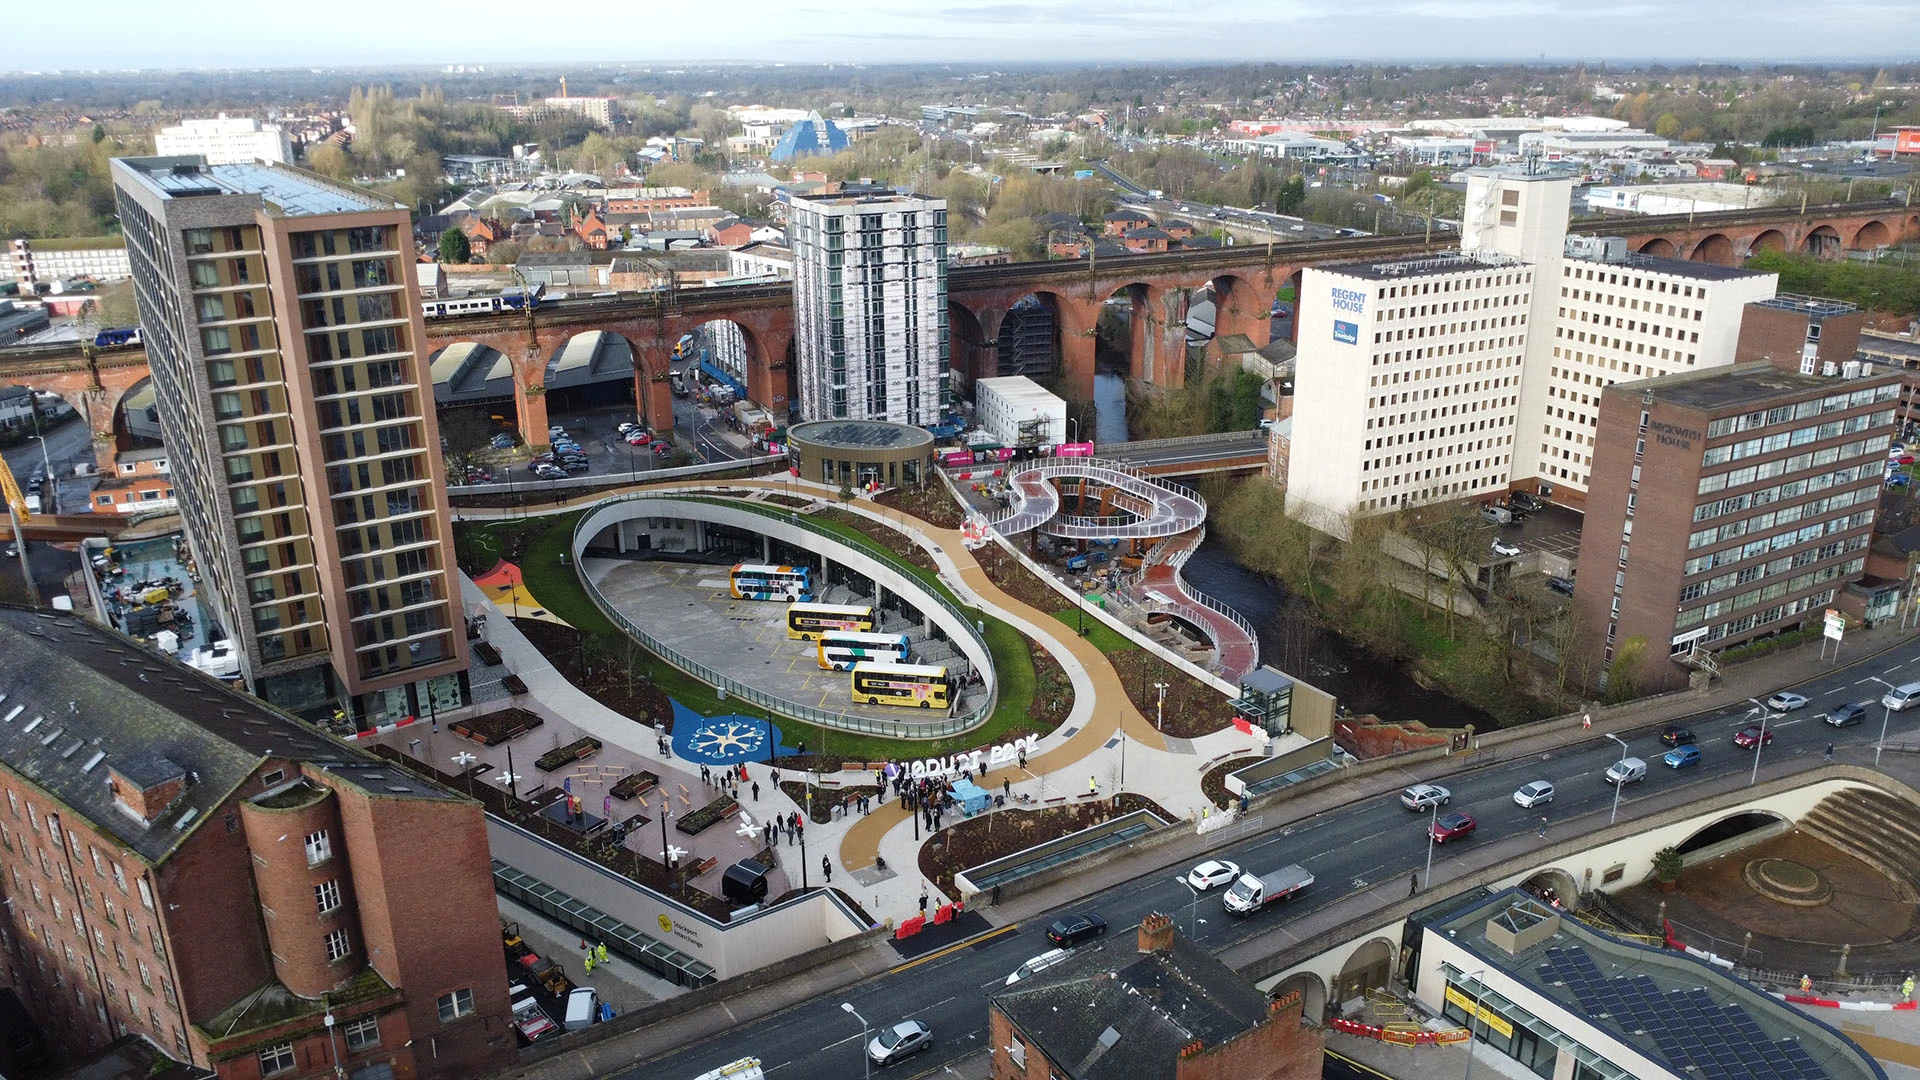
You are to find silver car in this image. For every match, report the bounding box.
[868,1020,932,1065]
[1512,781,1556,808]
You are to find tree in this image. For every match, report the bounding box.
[439,409,495,479]
[437,227,471,265]
[1601,635,1649,704]
[90,124,105,144]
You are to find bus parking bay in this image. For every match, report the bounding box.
[583,558,977,733]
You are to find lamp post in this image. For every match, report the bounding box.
[1749,711,1770,786]
[1605,732,1629,825]
[28,434,51,492]
[1879,702,1894,766]
[1175,875,1202,937]
[841,1002,871,1080]
[659,806,672,875]
[1460,969,1488,1080]
[1423,799,1441,889]
[1153,682,1168,733]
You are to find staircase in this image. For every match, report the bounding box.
[1798,787,1920,903]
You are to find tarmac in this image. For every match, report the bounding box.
[456,469,1920,1079]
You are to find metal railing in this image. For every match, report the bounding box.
[1095,430,1265,454]
[449,451,788,497]
[570,493,995,740]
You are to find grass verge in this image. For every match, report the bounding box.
[1048,609,1135,654]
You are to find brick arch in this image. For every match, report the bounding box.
[1752,228,1788,254]
[1268,970,1329,1024]
[13,357,154,470]
[1332,936,1398,1004]
[1637,236,1678,257]
[1090,281,1176,388]
[948,300,993,387]
[1206,272,1275,356]
[1689,233,1736,266]
[1853,219,1893,251]
[1802,225,1844,260]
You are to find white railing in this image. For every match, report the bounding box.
[1095,430,1264,454]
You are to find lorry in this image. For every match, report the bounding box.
[1222,865,1313,915]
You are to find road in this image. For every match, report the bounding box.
[1102,432,1267,470]
[1,411,91,513]
[634,633,1920,1080]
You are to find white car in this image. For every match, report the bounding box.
[1764,692,1809,712]
[1513,781,1556,808]
[1400,784,1451,811]
[1491,539,1521,557]
[1186,860,1242,892]
[1005,948,1071,985]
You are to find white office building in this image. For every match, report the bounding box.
[974,376,1067,447]
[153,116,293,165]
[789,191,950,426]
[9,237,131,284]
[1286,169,1778,533]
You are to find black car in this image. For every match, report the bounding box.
[1046,912,1108,948]
[1827,702,1870,727]
[1545,576,1576,597]
[1659,725,1694,747]
[561,459,591,473]
[1509,491,1546,512]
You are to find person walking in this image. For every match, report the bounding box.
[751,781,760,801]
[1003,778,1012,800]
[822,856,832,883]
[1537,816,1548,838]
[1825,743,1834,761]
[1409,872,1419,897]
[1089,775,1098,796]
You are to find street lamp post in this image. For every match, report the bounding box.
[1605,733,1629,825]
[1749,712,1770,786]
[28,434,51,513]
[1880,702,1894,766]
[1153,682,1168,733]
[1460,969,1488,1080]
[1175,876,1202,937]
[841,1002,871,1080]
[1422,800,1441,889]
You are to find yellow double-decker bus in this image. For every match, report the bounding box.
[816,631,911,671]
[850,662,952,709]
[786,602,874,640]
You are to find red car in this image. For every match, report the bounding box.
[1429,812,1477,844]
[1733,726,1775,749]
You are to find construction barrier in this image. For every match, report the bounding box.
[1329,1016,1472,1047]
[894,915,925,940]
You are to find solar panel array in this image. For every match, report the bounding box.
[1534,946,1831,1080]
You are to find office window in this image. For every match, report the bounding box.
[258,1041,295,1075]
[315,879,341,915]
[304,830,330,866]
[324,928,350,963]
[344,1015,381,1052]
[437,988,474,1023]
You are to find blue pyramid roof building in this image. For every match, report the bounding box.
[770,112,850,162]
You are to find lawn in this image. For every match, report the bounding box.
[1049,609,1135,654]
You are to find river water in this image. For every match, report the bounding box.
[1181,536,1499,731]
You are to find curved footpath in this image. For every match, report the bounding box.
[455,472,1267,916]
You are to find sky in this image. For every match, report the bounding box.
[10,0,1920,70]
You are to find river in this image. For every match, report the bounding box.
[1180,536,1499,731]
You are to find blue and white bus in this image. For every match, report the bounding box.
[729,563,812,602]
[816,631,911,671]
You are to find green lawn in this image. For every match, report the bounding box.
[1050,608,1136,654]
[453,502,1048,758]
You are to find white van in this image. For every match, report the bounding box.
[1005,948,1071,985]
[1604,757,1647,785]
[563,986,599,1032]
[1884,683,1920,712]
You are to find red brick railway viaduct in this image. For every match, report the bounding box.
[7,200,1912,457]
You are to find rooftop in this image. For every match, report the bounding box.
[0,607,461,865]
[788,419,934,451]
[1432,890,1882,1080]
[991,925,1273,1080]
[1325,249,1529,282]
[113,156,400,216]
[1566,248,1773,283]
[1614,361,1897,414]
[1757,294,1859,319]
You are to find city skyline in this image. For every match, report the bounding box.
[9,0,1919,71]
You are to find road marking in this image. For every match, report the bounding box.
[890,923,1017,974]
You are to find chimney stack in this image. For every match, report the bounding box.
[1138,912,1175,953]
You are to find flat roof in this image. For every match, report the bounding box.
[788,419,934,451]
[1433,890,1882,1080]
[1614,361,1896,413]
[1322,250,1530,282]
[114,156,400,216]
[977,376,1063,410]
[1757,294,1858,319]
[1567,249,1772,283]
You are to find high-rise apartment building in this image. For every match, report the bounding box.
[1574,363,1899,691]
[789,191,950,426]
[153,117,293,166]
[111,157,468,727]
[1286,168,1778,532]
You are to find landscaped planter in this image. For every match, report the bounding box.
[675,795,740,835]
[448,709,544,747]
[611,770,660,800]
[473,641,504,666]
[535,737,602,772]
[502,674,529,695]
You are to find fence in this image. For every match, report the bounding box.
[570,493,995,740]
[1095,430,1264,455]
[450,451,788,498]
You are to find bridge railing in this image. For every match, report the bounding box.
[1095,430,1266,455]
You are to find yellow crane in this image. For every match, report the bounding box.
[0,454,30,524]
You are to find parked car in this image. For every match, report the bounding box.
[1663,745,1702,769]
[1545,576,1576,597]
[1400,784,1451,811]
[654,442,674,456]
[1478,505,1513,525]
[1658,726,1694,748]
[561,459,591,473]
[534,464,566,480]
[1186,860,1242,892]
[867,1020,932,1066]
[1429,812,1477,844]
[1733,726,1774,749]
[1512,781,1556,808]
[1827,701,1870,727]
[1764,692,1809,712]
[1046,912,1108,948]
[1509,491,1546,512]
[489,433,516,450]
[626,432,652,445]
[1491,539,1521,558]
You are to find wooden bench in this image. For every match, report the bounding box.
[611,771,660,801]
[689,856,719,877]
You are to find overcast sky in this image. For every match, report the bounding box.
[10,0,1918,70]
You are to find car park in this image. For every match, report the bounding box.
[1662,745,1702,769]
[1490,539,1521,558]
[1658,726,1694,747]
[1605,757,1648,785]
[1005,949,1072,985]
[1732,726,1774,749]
[867,1020,932,1066]
[1429,812,1477,843]
[1400,783,1450,811]
[1827,701,1870,727]
[1512,781,1555,808]
[1545,576,1576,597]
[1186,860,1242,892]
[1764,692,1809,712]
[1046,912,1108,947]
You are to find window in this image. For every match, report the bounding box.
[343,1015,381,1052]
[304,830,331,866]
[314,879,341,916]
[325,928,351,963]
[437,988,474,1023]
[258,1041,296,1075]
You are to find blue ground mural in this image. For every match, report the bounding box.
[668,699,802,766]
